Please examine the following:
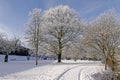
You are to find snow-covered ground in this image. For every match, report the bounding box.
[0,55,112,80]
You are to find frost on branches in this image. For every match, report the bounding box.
[25,8,43,65]
[0,34,21,62]
[43,5,82,63]
[83,10,120,78]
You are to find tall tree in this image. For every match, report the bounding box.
[43,5,82,63]
[25,8,43,65]
[83,10,120,71]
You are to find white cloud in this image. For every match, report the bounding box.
[20,37,30,48]
[0,24,13,38]
[0,24,29,48]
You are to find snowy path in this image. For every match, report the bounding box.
[56,65,84,80]
[0,60,106,80]
[54,61,103,80]
[56,65,80,80]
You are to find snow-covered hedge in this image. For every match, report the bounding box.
[81,66,113,80]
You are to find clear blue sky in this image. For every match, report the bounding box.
[0,0,120,37]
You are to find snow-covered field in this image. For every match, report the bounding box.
[0,55,112,80]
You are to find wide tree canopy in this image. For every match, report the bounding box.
[43,5,83,62]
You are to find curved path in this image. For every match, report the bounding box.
[56,65,85,80]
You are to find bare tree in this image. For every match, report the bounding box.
[43,5,82,63]
[25,8,43,65]
[1,36,21,62]
[83,10,120,71]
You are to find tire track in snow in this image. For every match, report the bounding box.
[55,65,80,80]
[78,69,83,80]
[54,65,81,80]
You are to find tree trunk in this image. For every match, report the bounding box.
[108,55,114,71]
[58,35,62,63]
[105,58,108,70]
[4,54,8,62]
[35,49,38,65]
[57,53,61,63]
[111,51,115,71]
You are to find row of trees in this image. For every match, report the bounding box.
[25,5,120,78]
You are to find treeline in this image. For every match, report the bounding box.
[0,46,29,56]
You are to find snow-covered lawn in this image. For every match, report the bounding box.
[0,61,111,80]
[0,55,112,80]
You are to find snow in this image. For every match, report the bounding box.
[0,55,112,80]
[0,55,39,62]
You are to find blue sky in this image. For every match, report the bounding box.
[0,0,120,37]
